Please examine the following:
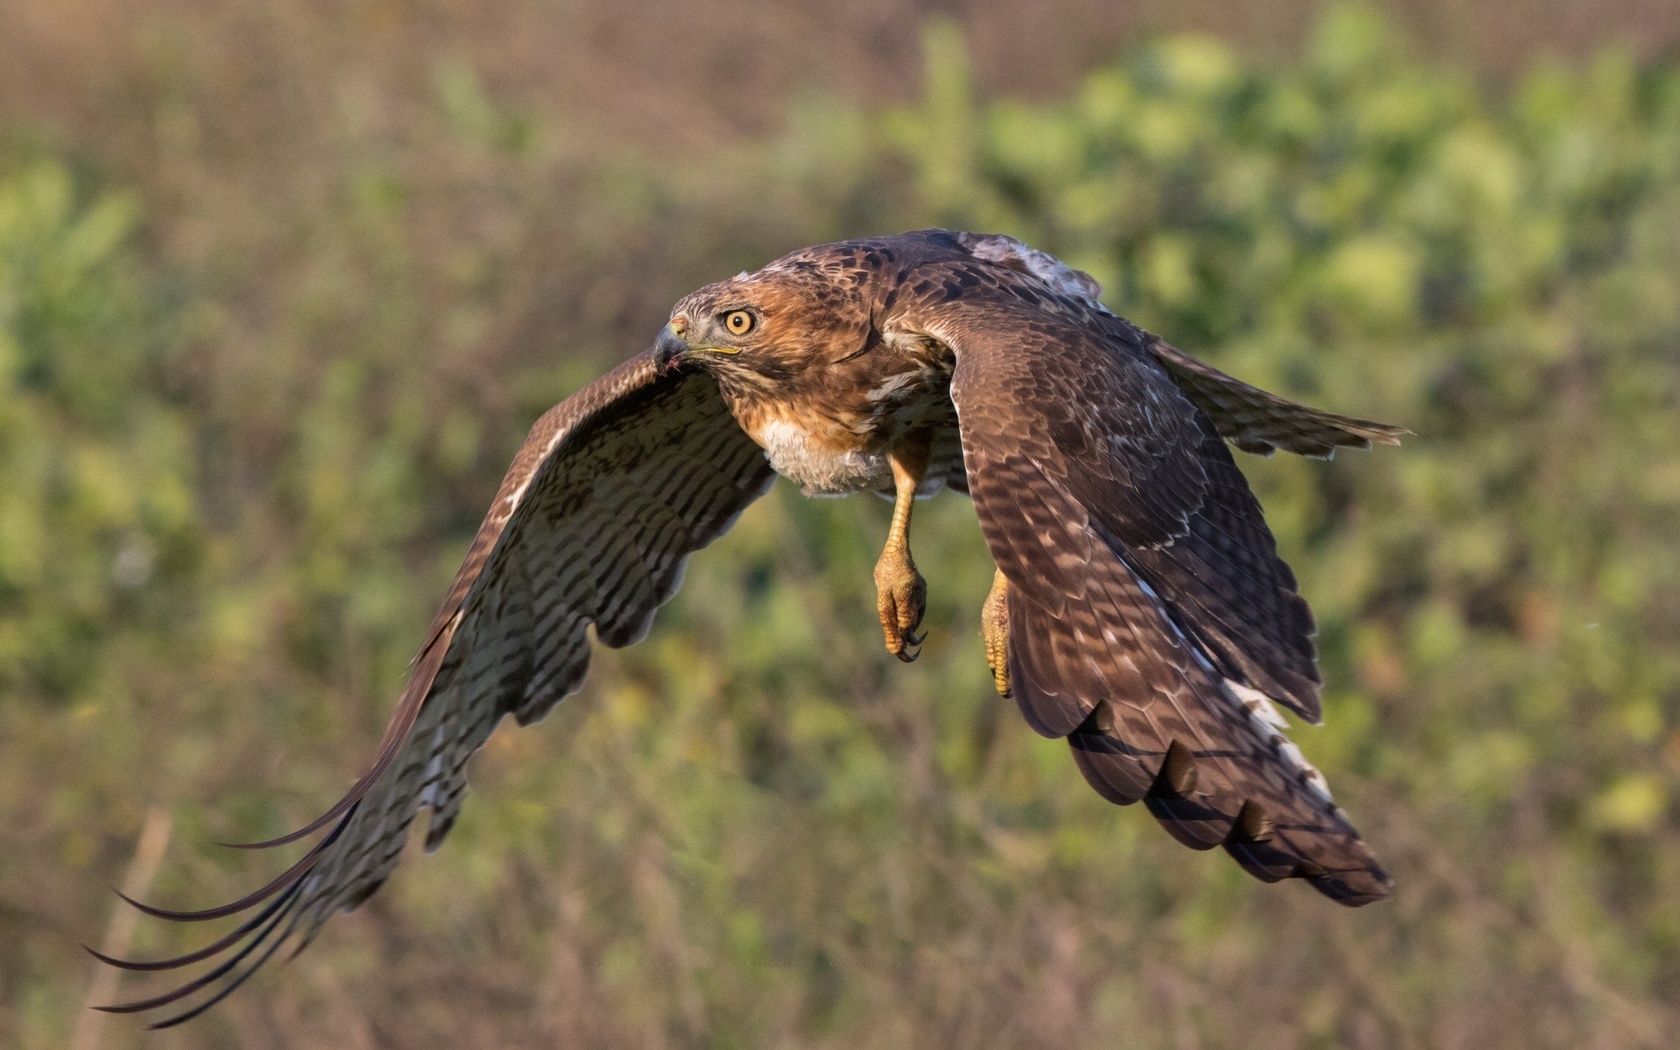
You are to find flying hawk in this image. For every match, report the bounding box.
[96,230,1405,1026]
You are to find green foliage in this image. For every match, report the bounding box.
[4,7,1679,1048]
[0,163,197,702]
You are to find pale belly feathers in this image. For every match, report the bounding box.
[750,417,889,496]
[745,414,961,499]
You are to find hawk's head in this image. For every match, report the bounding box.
[655,254,875,397]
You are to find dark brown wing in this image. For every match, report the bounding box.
[93,352,775,1027]
[1143,335,1410,457]
[892,273,1391,906]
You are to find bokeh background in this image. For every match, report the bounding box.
[4,2,1680,1047]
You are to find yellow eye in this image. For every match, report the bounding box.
[724,310,754,336]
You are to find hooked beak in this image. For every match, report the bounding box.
[653,325,689,371]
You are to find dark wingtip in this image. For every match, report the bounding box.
[110,806,351,923]
[84,943,149,972]
[211,798,355,850]
[211,839,263,851]
[114,887,204,922]
[141,918,299,1030]
[86,938,224,974]
[1304,861,1395,907]
[89,880,305,972]
[114,886,260,924]
[97,878,304,1022]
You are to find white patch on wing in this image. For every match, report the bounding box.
[1124,557,1339,807]
[1278,740,1334,802]
[957,232,1112,313]
[1226,679,1289,730]
[417,721,450,810]
[1225,679,1334,803]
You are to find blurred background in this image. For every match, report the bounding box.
[3,1,1679,1047]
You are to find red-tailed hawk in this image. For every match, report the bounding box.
[96,230,1405,1026]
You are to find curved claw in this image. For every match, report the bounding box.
[896,645,920,664]
[875,555,928,663]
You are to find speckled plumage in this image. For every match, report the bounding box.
[100,230,1405,1025]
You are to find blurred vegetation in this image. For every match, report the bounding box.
[3,4,1680,1048]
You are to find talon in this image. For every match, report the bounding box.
[875,554,928,661]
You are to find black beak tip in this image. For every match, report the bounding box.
[653,329,688,371]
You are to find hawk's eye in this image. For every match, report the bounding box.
[723,310,754,336]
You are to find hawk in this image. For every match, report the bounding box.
[96,230,1405,1025]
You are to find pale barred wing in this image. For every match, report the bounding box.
[96,352,775,1027]
[949,230,1407,458]
[898,279,1391,906]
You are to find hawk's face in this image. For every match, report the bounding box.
[655,261,874,399]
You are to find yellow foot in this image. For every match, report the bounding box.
[874,551,927,663]
[981,569,1011,697]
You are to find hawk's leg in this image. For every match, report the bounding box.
[981,568,1011,697]
[874,432,931,662]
